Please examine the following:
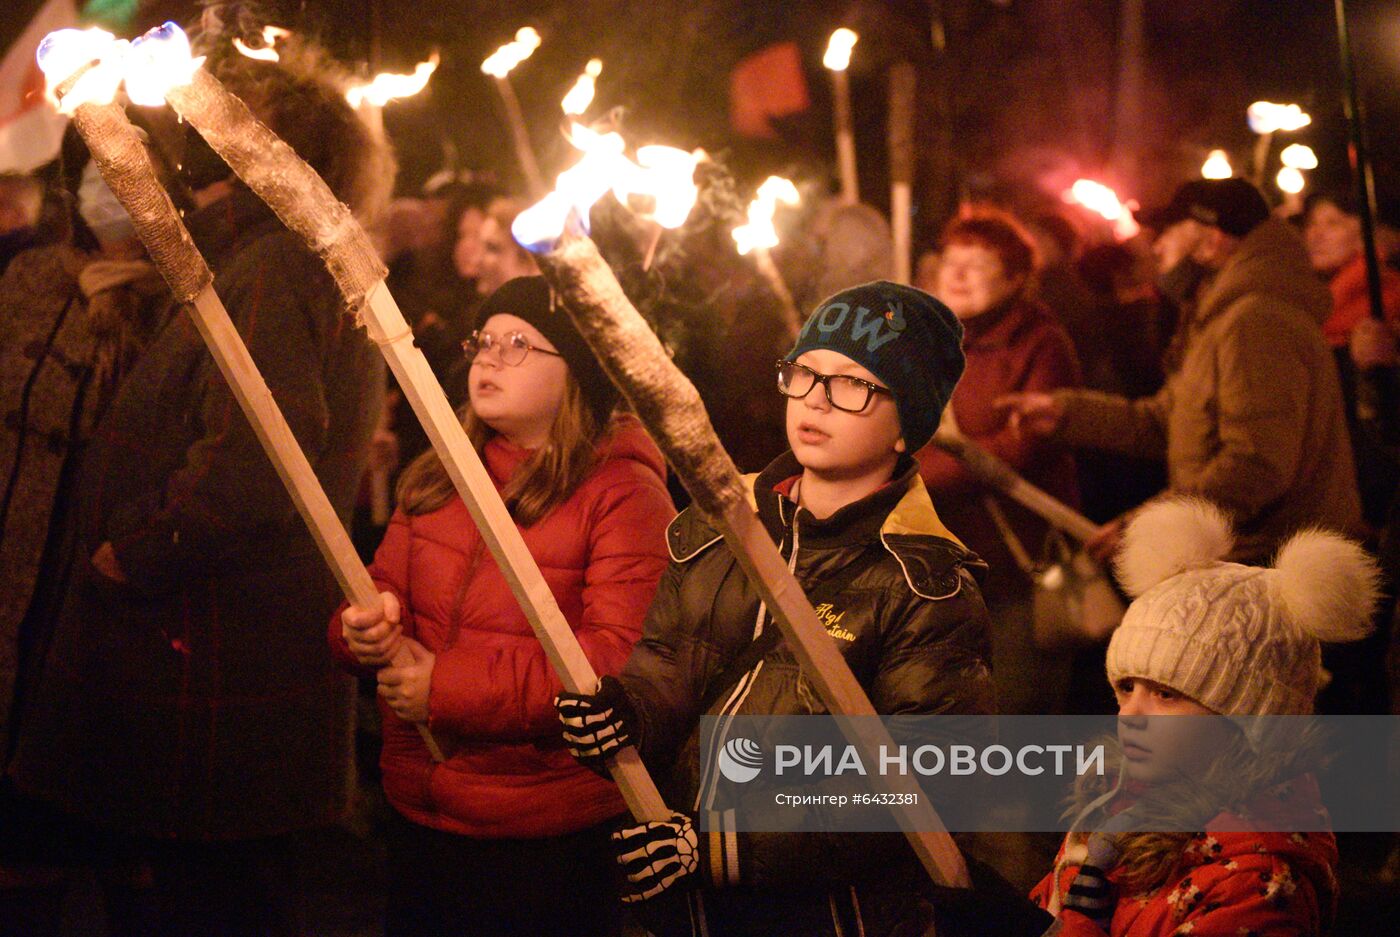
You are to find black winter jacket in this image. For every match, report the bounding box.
[619,452,995,937]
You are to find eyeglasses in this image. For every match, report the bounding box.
[462,330,563,367]
[775,360,893,413]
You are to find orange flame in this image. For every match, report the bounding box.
[1201,149,1233,179]
[346,53,440,108]
[823,28,858,71]
[562,58,602,116]
[1064,179,1140,241]
[482,27,541,78]
[1247,101,1310,134]
[733,176,800,255]
[1276,166,1306,195]
[233,26,290,62]
[514,122,702,253]
[1280,144,1317,171]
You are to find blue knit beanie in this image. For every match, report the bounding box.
[784,281,964,452]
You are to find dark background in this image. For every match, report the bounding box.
[5,0,1399,250]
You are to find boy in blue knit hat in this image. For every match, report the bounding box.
[554,281,1002,936]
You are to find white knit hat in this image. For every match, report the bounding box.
[1106,498,1382,715]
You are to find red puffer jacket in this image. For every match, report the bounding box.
[1031,776,1339,937]
[330,415,674,838]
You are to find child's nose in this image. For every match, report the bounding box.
[1118,688,1149,719]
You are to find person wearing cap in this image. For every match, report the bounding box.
[331,276,674,935]
[553,281,999,936]
[999,178,1362,565]
[1031,497,1380,936]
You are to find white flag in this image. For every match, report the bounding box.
[0,0,79,173]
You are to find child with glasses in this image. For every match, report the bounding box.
[329,276,674,936]
[554,281,999,936]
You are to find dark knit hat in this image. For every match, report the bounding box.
[785,281,964,452]
[473,276,619,426]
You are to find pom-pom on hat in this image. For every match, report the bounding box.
[784,280,965,453]
[1107,498,1381,716]
[473,276,619,427]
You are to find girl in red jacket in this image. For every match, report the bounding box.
[1032,497,1380,937]
[330,276,674,936]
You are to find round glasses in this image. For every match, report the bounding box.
[462,330,563,367]
[775,360,893,413]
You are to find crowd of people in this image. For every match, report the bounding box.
[0,7,1397,937]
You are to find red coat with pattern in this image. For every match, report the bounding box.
[1031,778,1339,937]
[329,416,674,838]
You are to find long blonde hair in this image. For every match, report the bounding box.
[396,374,606,525]
[1060,726,1321,896]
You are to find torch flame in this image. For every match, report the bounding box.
[1276,166,1306,195]
[125,22,204,107]
[233,26,290,63]
[1280,143,1317,171]
[37,27,126,112]
[1064,179,1140,241]
[346,52,440,108]
[482,27,541,78]
[1247,101,1311,135]
[561,58,603,116]
[628,145,701,229]
[823,28,858,71]
[513,123,626,252]
[513,122,702,254]
[1201,149,1233,180]
[38,22,205,112]
[733,176,800,255]
[233,38,277,61]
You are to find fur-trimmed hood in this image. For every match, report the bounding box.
[1037,743,1340,934]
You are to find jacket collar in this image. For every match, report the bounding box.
[665,451,980,598]
[749,450,965,550]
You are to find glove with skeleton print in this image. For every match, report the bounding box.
[612,812,702,903]
[555,675,637,775]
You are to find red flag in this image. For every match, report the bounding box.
[729,41,809,138]
[0,0,79,172]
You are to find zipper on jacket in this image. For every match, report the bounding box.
[695,514,801,815]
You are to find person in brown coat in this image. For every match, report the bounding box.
[3,28,393,936]
[1000,179,1363,566]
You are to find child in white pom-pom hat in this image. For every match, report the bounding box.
[1032,497,1381,937]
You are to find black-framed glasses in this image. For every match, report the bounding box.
[462,330,564,367]
[775,360,893,413]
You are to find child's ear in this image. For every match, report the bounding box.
[894,438,907,453]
